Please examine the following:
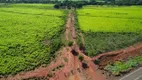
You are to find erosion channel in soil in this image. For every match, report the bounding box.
[1,9,142,80]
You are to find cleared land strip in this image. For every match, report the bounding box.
[119,67,142,80]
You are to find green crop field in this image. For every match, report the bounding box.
[77,6,142,57]
[77,5,142,32]
[0,4,67,75]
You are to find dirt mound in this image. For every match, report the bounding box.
[92,43,142,68]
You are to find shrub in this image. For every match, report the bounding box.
[94,59,100,65]
[47,71,53,78]
[64,57,68,62]
[54,4,60,9]
[78,55,84,61]
[68,41,73,47]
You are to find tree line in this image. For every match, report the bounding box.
[54,1,95,9]
[98,0,142,5]
[0,0,56,3]
[0,0,142,9]
[54,0,142,9]
[0,0,142,5]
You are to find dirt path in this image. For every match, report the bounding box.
[65,9,105,80]
[65,9,83,80]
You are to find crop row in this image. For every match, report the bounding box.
[0,4,67,75]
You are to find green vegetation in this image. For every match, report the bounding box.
[27,77,48,80]
[105,56,142,75]
[52,63,64,71]
[64,57,68,62]
[78,55,84,61]
[47,72,53,78]
[0,3,54,9]
[1,0,142,6]
[68,41,73,47]
[94,59,100,65]
[0,4,67,75]
[0,2,142,77]
[83,32,142,56]
[77,6,142,32]
[77,6,142,57]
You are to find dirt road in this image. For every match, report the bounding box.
[64,9,105,80]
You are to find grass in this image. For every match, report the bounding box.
[0,4,67,75]
[104,56,142,75]
[76,5,142,57]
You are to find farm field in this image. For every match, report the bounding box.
[0,3,142,80]
[77,6,142,32]
[0,4,67,75]
[77,6,142,57]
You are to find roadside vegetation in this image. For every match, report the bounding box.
[104,56,142,75]
[0,4,67,75]
[77,6,142,57]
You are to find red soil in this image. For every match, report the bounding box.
[92,43,142,68]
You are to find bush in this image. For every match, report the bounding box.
[94,59,100,65]
[47,72,53,77]
[68,41,73,47]
[54,4,60,9]
[78,55,84,61]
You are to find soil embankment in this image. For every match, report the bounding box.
[92,43,142,68]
